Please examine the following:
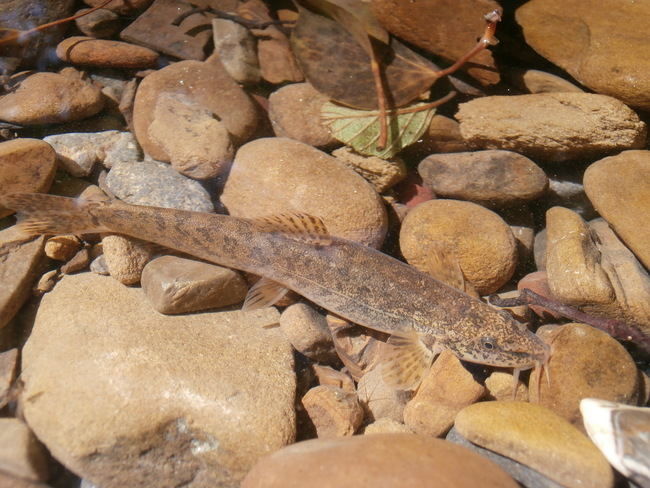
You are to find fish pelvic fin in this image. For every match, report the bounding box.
[242,276,289,311]
[1,193,111,236]
[379,331,434,391]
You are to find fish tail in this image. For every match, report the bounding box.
[1,192,111,236]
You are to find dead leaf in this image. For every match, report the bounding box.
[291,5,439,110]
[321,101,436,158]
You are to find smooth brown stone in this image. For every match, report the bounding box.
[0,348,18,409]
[0,71,104,126]
[279,303,337,364]
[56,37,159,69]
[0,418,49,482]
[84,0,153,14]
[516,0,650,111]
[301,385,363,438]
[141,255,248,314]
[0,139,56,218]
[242,433,519,488]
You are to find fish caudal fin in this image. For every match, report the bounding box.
[379,331,434,391]
[0,193,110,236]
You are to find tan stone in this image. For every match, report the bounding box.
[56,36,159,69]
[302,385,363,438]
[0,348,18,409]
[133,60,258,161]
[148,93,234,180]
[332,147,406,193]
[400,199,517,294]
[279,303,337,364]
[0,227,45,330]
[0,139,56,217]
[0,71,104,126]
[457,93,646,162]
[101,235,153,285]
[419,150,548,207]
[584,150,650,270]
[371,0,501,85]
[362,418,412,435]
[211,19,261,84]
[83,0,152,14]
[221,138,387,248]
[404,350,485,437]
[141,255,248,314]
[0,419,49,482]
[268,83,337,149]
[44,234,82,262]
[21,272,295,488]
[403,114,469,159]
[508,68,584,94]
[516,0,650,111]
[312,365,355,394]
[357,366,409,423]
[529,323,639,426]
[455,401,614,488]
[485,371,528,402]
[242,433,519,488]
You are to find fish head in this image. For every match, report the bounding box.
[443,311,550,370]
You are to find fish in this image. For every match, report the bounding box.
[2,192,550,390]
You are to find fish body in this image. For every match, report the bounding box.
[3,193,549,387]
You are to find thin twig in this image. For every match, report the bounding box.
[0,0,115,47]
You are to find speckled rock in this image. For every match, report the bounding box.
[44,235,81,262]
[43,131,141,177]
[0,348,18,409]
[332,147,406,193]
[301,385,363,438]
[357,366,409,423]
[141,255,248,314]
[105,159,214,212]
[56,36,159,69]
[363,418,412,435]
[456,93,646,162]
[0,139,57,218]
[279,303,337,364]
[529,323,640,425]
[508,68,584,94]
[419,150,548,207]
[400,199,517,294]
[148,92,234,180]
[268,83,337,148]
[241,433,519,488]
[101,235,153,286]
[21,272,295,488]
[404,350,485,437]
[212,19,261,84]
[371,0,501,85]
[74,8,121,38]
[516,0,650,111]
[133,59,258,161]
[0,70,104,126]
[0,418,49,482]
[584,150,650,270]
[545,207,650,333]
[0,228,45,330]
[455,401,614,488]
[221,138,387,247]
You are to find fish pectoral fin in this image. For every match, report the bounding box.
[247,213,332,246]
[379,331,434,391]
[242,277,290,312]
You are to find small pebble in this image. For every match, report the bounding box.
[279,303,338,365]
[357,366,409,423]
[362,418,412,435]
[101,235,153,285]
[44,235,82,262]
[301,385,364,438]
[0,418,50,482]
[74,8,121,38]
[0,348,18,409]
[332,147,406,193]
[140,255,248,314]
[212,18,261,84]
[57,37,159,69]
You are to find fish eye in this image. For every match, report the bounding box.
[481,337,496,350]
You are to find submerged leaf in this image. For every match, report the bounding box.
[291,6,439,110]
[322,101,436,158]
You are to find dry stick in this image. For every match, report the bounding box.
[0,0,115,47]
[489,288,650,355]
[369,40,389,150]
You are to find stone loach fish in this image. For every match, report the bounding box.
[2,192,550,390]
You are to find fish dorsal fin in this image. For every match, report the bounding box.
[379,331,434,391]
[248,213,332,246]
[242,277,290,312]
